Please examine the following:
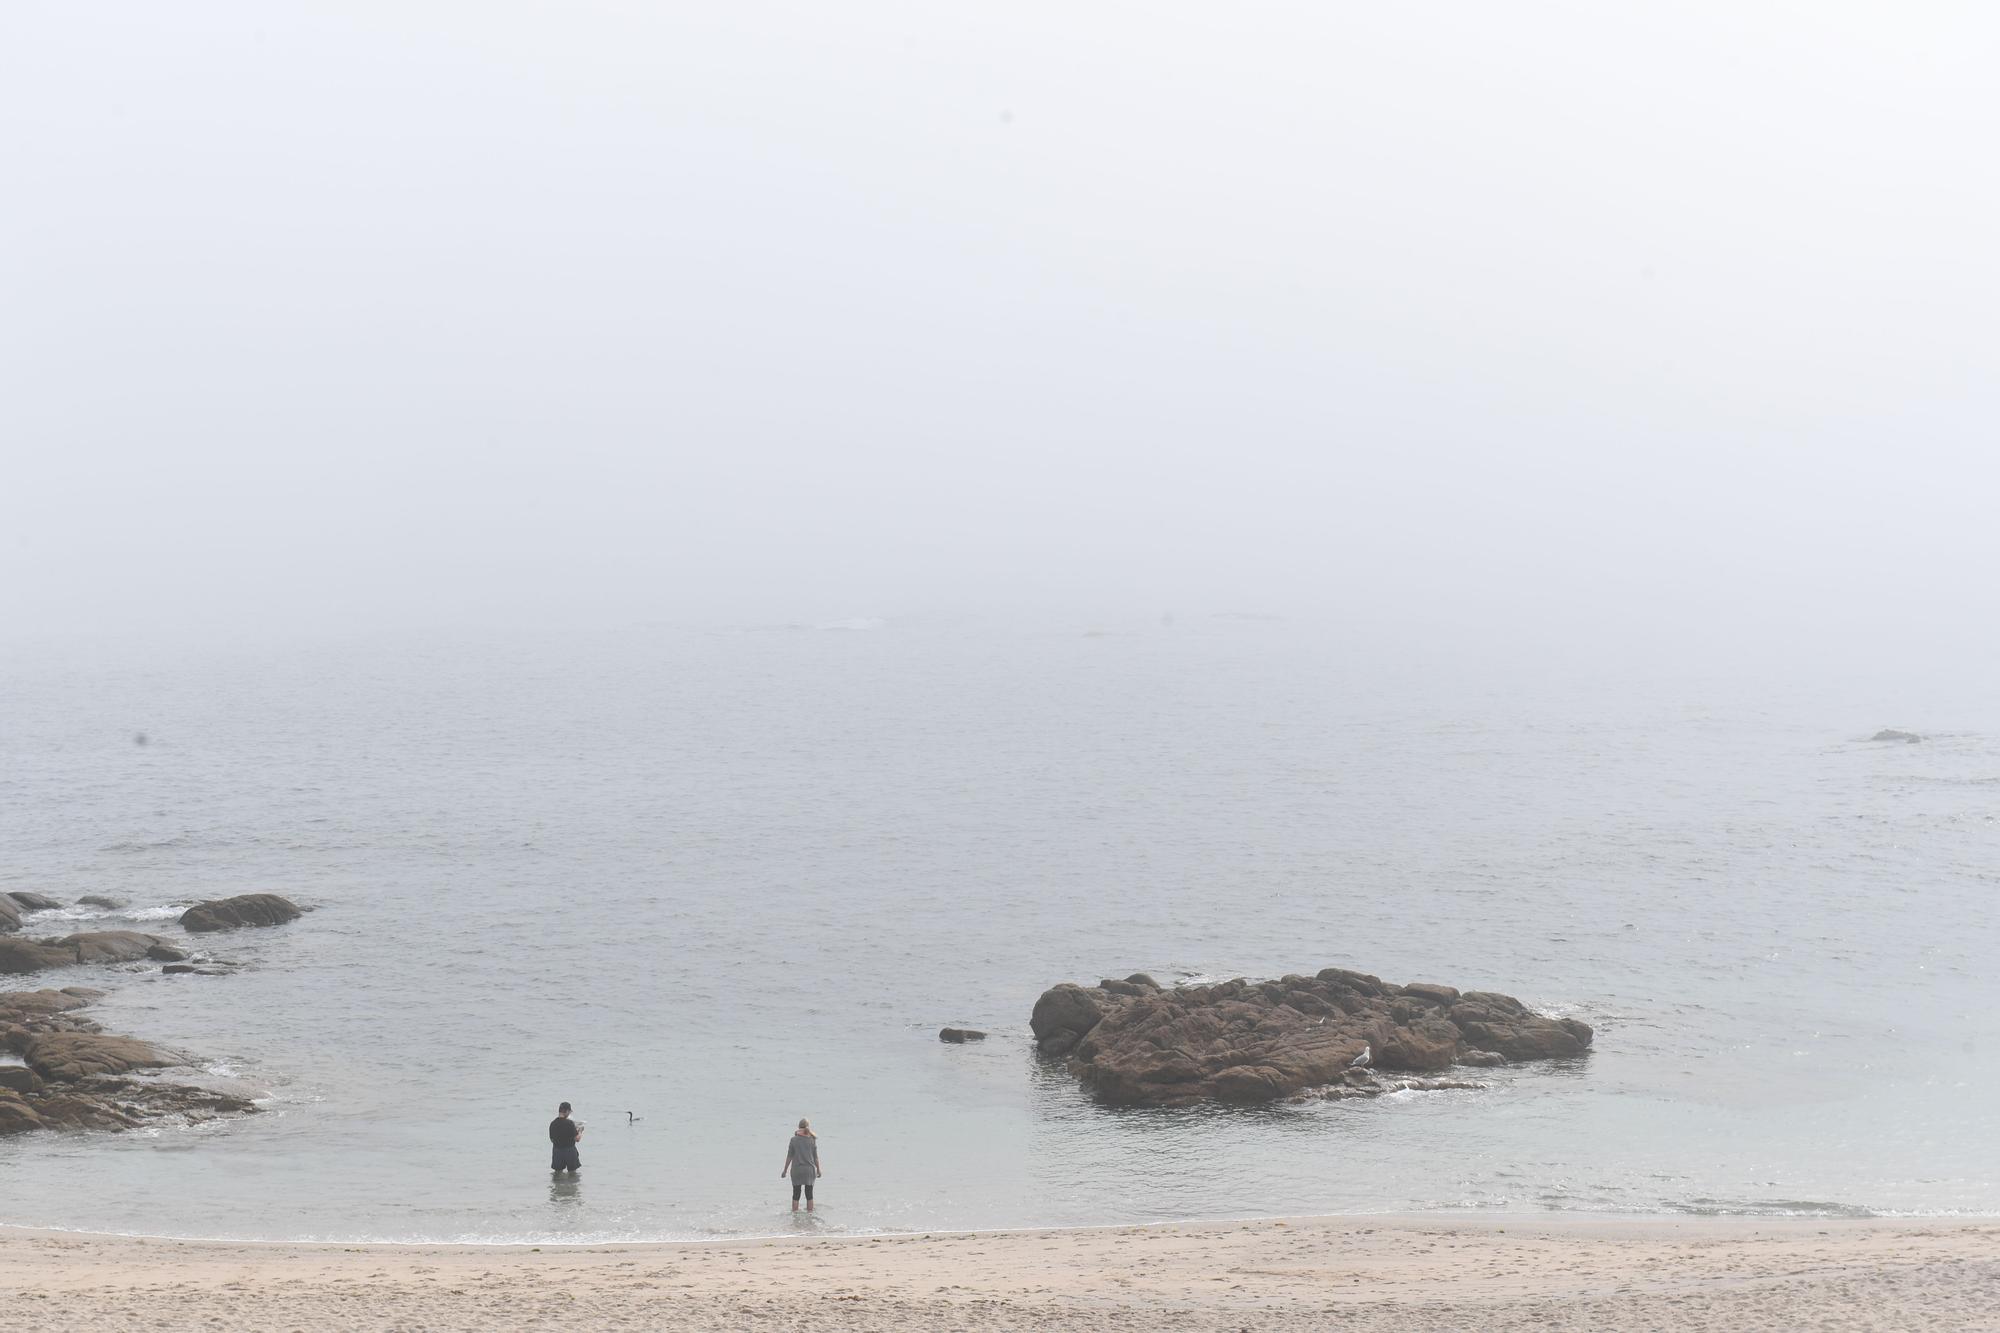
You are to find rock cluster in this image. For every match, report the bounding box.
[2,892,66,934]
[1031,968,1591,1106]
[0,932,174,976]
[180,894,303,932]
[0,988,257,1136]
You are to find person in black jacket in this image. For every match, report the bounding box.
[549,1101,583,1173]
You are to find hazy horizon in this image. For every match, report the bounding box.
[6,4,1995,672]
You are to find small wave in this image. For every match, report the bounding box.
[99,836,194,853]
[813,618,886,632]
[120,905,189,922]
[42,903,188,923]
[1666,1197,1879,1219]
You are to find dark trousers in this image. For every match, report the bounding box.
[552,1143,581,1171]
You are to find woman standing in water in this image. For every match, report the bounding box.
[780,1118,822,1212]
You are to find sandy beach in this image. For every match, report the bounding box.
[2,1215,1994,1331]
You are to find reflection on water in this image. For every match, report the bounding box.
[549,1173,583,1208]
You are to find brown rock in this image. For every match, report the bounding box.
[66,932,167,965]
[180,893,302,932]
[0,1066,42,1094]
[26,1032,172,1082]
[0,1091,42,1135]
[147,944,189,962]
[0,939,73,974]
[0,989,97,1024]
[1456,1014,1593,1062]
[0,990,258,1137]
[6,893,63,913]
[1030,983,1112,1056]
[0,933,173,975]
[1030,967,1590,1107]
[1378,1017,1461,1072]
[31,1091,140,1131]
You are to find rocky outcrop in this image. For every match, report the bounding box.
[1031,967,1591,1107]
[180,894,302,932]
[6,892,63,913]
[0,987,257,1136]
[0,932,172,975]
[25,1031,172,1082]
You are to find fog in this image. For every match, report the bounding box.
[4,3,1995,667]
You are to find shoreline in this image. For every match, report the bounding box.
[3,1214,1995,1331]
[4,1204,1998,1250]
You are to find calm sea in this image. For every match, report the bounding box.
[1,619,1993,1242]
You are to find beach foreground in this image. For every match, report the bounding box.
[2,1216,1995,1331]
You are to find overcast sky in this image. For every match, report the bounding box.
[4,3,1995,660]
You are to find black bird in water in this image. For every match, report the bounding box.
[626,1111,642,1124]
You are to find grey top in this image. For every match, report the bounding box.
[785,1132,820,1178]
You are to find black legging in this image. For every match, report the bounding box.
[791,1176,814,1202]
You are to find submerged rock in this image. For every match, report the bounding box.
[1031,967,1591,1107]
[77,896,126,910]
[1870,729,1922,743]
[938,1027,988,1043]
[180,893,302,932]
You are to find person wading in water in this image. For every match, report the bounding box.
[549,1101,584,1174]
[780,1118,822,1211]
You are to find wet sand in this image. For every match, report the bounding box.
[2,1214,1995,1330]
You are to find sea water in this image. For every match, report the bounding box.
[0,619,1993,1242]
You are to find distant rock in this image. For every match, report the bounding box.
[938,1028,988,1043]
[0,932,173,975]
[1030,967,1590,1107]
[1870,729,1922,743]
[77,896,126,910]
[146,944,189,963]
[180,894,302,932]
[5,893,63,913]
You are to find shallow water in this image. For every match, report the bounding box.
[1,621,1994,1241]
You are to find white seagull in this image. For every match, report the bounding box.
[1348,1044,1372,1069]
